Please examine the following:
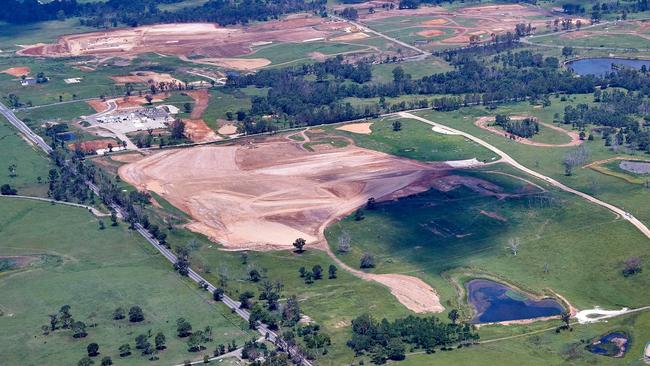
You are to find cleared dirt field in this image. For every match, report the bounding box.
[17,15,356,65]
[119,138,451,251]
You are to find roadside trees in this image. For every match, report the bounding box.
[360,253,375,269]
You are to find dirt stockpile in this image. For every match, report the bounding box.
[18,16,353,60]
[119,140,445,251]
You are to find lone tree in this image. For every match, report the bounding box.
[354,209,365,221]
[183,102,193,114]
[77,356,94,366]
[87,343,100,357]
[448,309,459,325]
[337,230,351,253]
[113,307,125,320]
[312,265,323,280]
[293,238,306,253]
[392,121,402,132]
[506,237,521,256]
[328,264,338,279]
[100,356,112,366]
[155,332,166,350]
[623,256,642,277]
[118,344,131,357]
[563,145,590,176]
[177,318,193,337]
[360,253,375,269]
[128,306,144,323]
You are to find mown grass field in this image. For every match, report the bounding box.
[0,199,252,366]
[325,117,498,162]
[0,116,51,196]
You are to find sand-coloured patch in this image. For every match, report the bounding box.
[474,116,582,147]
[331,32,370,41]
[1,67,30,77]
[110,152,144,163]
[86,99,110,113]
[189,57,272,70]
[335,122,373,134]
[218,124,238,135]
[417,29,445,38]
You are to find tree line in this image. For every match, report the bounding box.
[347,313,479,364]
[0,0,326,27]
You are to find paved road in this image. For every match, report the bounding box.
[0,101,312,366]
[399,112,650,239]
[0,102,52,153]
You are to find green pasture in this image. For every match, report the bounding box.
[245,41,369,67]
[0,116,51,196]
[0,199,252,366]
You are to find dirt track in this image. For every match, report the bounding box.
[474,116,583,147]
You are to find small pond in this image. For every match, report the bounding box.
[586,332,629,357]
[56,132,77,141]
[619,160,650,175]
[568,58,650,76]
[466,279,564,323]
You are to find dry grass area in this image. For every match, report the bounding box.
[1,67,30,77]
[119,137,447,251]
[218,124,238,135]
[17,15,355,62]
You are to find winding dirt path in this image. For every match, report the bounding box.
[474,116,583,148]
[400,112,650,239]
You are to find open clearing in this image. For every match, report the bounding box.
[17,15,359,67]
[119,137,453,251]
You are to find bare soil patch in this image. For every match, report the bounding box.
[119,139,447,251]
[86,99,110,113]
[110,152,144,163]
[111,71,181,85]
[331,32,370,41]
[335,122,373,134]
[183,119,221,143]
[1,67,30,77]
[474,116,582,147]
[70,139,119,153]
[17,16,354,63]
[185,57,271,71]
[218,124,238,135]
[184,89,209,119]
